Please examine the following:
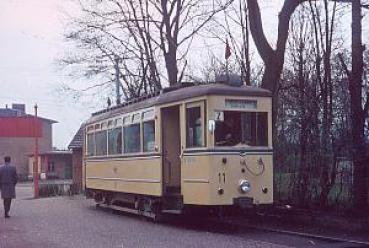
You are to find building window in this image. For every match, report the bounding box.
[143,121,155,152]
[108,128,122,155]
[87,133,95,156]
[186,107,203,148]
[215,112,268,147]
[124,124,141,153]
[47,162,55,173]
[95,131,107,156]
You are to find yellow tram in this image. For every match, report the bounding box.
[84,82,273,218]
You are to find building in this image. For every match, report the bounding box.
[28,151,73,180]
[68,125,84,192]
[0,104,57,179]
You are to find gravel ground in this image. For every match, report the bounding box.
[0,184,363,248]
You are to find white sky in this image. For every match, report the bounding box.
[0,0,367,148]
[0,0,90,148]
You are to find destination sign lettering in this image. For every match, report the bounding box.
[225,99,257,109]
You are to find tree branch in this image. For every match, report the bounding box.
[338,53,351,78]
[364,92,369,118]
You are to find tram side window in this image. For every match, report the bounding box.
[95,131,108,156]
[87,133,95,156]
[143,121,155,152]
[215,112,268,147]
[186,107,203,147]
[124,124,141,153]
[108,128,122,155]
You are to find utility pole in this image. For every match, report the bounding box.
[114,56,121,105]
[241,1,251,86]
[245,7,250,86]
[33,104,39,199]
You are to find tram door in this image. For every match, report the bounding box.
[161,105,181,195]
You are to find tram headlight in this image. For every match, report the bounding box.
[239,180,251,193]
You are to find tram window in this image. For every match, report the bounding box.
[87,126,94,132]
[215,112,268,147]
[132,113,141,123]
[123,116,131,125]
[115,118,122,126]
[108,128,122,155]
[101,122,107,129]
[143,110,154,120]
[108,120,114,128]
[143,121,155,152]
[87,133,95,156]
[124,124,141,153]
[95,131,108,156]
[186,107,203,147]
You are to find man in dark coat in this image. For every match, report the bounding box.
[0,156,17,218]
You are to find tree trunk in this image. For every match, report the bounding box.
[164,50,179,85]
[351,0,367,212]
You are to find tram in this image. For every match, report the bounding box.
[84,82,273,218]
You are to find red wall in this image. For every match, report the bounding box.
[0,117,42,137]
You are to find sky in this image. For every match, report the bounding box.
[0,0,90,148]
[0,0,367,149]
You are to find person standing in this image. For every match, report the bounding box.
[0,156,18,218]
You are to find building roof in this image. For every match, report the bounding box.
[0,110,57,124]
[0,108,20,117]
[0,103,57,123]
[28,150,73,157]
[68,125,84,150]
[24,114,58,124]
[86,83,272,125]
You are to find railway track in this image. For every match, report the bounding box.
[97,203,369,247]
[220,219,369,247]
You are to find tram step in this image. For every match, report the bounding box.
[161,209,182,214]
[162,194,183,211]
[165,186,181,195]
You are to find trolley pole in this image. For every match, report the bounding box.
[114,56,121,105]
[33,104,39,198]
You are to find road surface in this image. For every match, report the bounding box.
[0,184,364,248]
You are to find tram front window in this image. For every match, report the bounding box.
[215,112,268,147]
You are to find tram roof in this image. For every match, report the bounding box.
[86,83,272,124]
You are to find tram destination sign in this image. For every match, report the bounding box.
[225,99,257,109]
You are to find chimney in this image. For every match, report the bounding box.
[12,104,26,115]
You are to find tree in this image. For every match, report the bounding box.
[246,0,309,93]
[247,0,369,210]
[64,0,234,100]
[338,0,369,211]
[206,0,252,84]
[64,0,164,100]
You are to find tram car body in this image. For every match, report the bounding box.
[84,83,273,217]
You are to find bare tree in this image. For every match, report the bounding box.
[246,0,311,93]
[338,0,369,211]
[63,0,234,101]
[206,0,252,84]
[64,0,163,100]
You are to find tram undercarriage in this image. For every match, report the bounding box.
[87,188,258,221]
